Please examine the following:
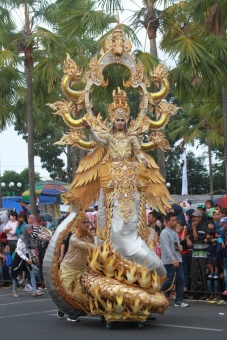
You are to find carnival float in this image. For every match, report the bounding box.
[43,21,178,329]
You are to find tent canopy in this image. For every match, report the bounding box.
[22,180,71,204]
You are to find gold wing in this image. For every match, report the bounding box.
[64,146,106,209]
[145,153,172,213]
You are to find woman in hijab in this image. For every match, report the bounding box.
[11,224,44,298]
[27,215,39,239]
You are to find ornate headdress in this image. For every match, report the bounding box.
[74,211,90,238]
[108,87,130,123]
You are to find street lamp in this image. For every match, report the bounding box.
[1,182,22,196]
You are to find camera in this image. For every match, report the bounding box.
[174,242,179,251]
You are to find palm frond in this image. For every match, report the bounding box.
[29,27,67,55]
[96,0,123,13]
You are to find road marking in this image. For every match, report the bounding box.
[0,310,56,319]
[47,315,225,332]
[0,298,50,306]
[150,323,224,332]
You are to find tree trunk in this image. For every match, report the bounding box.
[208,142,214,199]
[24,2,36,215]
[222,86,227,194]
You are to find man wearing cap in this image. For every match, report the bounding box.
[196,204,206,214]
[186,211,208,299]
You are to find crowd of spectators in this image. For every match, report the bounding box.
[0,202,50,294]
[1,199,227,304]
[146,199,227,303]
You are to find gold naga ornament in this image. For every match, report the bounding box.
[47,22,177,153]
[45,22,179,327]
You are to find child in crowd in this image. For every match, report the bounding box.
[205,228,218,279]
[205,200,214,210]
[205,228,219,300]
[212,210,220,228]
[214,205,221,212]
[215,217,226,273]
[2,245,14,285]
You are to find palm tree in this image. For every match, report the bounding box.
[188,0,227,192]
[160,0,227,192]
[168,95,224,197]
[0,1,121,209]
[0,0,69,214]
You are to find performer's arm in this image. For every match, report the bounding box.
[75,236,96,250]
[82,118,108,147]
[131,136,148,165]
[88,128,108,147]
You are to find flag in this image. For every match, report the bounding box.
[181,149,188,195]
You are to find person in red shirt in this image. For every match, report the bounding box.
[176,221,192,296]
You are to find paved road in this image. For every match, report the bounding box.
[0,287,226,340]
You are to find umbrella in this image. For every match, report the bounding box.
[213,196,227,208]
[22,180,71,204]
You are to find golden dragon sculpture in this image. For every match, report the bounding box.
[44,22,178,327]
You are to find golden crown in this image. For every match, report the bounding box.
[108,87,130,122]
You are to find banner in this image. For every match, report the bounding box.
[181,149,188,195]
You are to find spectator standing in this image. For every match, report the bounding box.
[215,217,226,275]
[187,211,208,299]
[27,215,39,241]
[11,224,44,298]
[205,228,219,300]
[148,211,161,236]
[148,211,161,257]
[2,244,14,285]
[160,212,188,307]
[176,221,192,294]
[206,220,218,281]
[3,211,18,251]
[222,219,227,295]
[16,212,27,236]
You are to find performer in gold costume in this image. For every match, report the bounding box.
[44,22,179,326]
[60,213,95,294]
[81,92,166,277]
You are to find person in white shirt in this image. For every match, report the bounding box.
[3,211,18,251]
